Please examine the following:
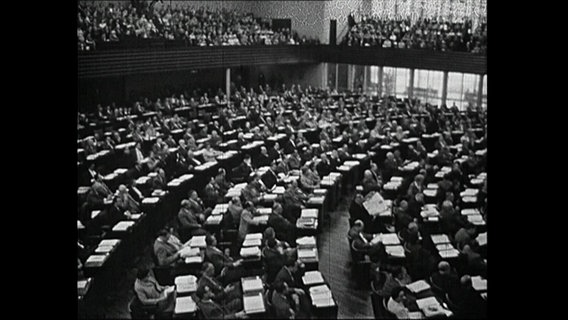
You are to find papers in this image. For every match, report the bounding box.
[296,236,316,247]
[374,233,401,245]
[91,210,101,219]
[240,246,261,257]
[363,192,389,217]
[462,196,478,203]
[406,280,431,293]
[467,214,485,225]
[302,271,324,286]
[77,220,85,229]
[460,188,479,197]
[416,296,440,310]
[309,285,335,307]
[298,248,317,259]
[205,215,223,225]
[301,209,319,219]
[435,243,455,251]
[461,208,480,216]
[242,238,262,247]
[99,239,120,247]
[175,275,198,293]
[423,189,437,197]
[256,208,272,215]
[262,194,277,201]
[112,221,135,231]
[476,232,487,246]
[86,254,107,264]
[185,256,203,264]
[296,217,317,228]
[129,213,142,220]
[438,248,460,258]
[179,247,200,258]
[242,277,263,293]
[188,236,207,248]
[471,276,487,291]
[212,204,229,215]
[152,189,166,197]
[142,197,160,204]
[174,296,197,314]
[252,215,269,224]
[385,245,405,257]
[243,293,265,314]
[308,196,325,205]
[408,311,424,319]
[431,234,451,244]
[78,279,89,290]
[95,245,114,254]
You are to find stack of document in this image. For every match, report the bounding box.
[377,233,401,245]
[308,196,325,205]
[476,232,487,246]
[296,236,316,248]
[242,238,262,247]
[142,197,160,204]
[467,214,485,225]
[188,236,207,248]
[309,285,335,307]
[185,256,203,264]
[416,297,446,318]
[438,248,460,259]
[301,209,319,219]
[175,275,197,293]
[205,215,223,225]
[461,208,480,216]
[112,221,135,231]
[174,296,197,314]
[460,189,479,197]
[435,243,455,251]
[179,247,200,258]
[406,280,431,293]
[240,246,261,257]
[242,277,263,293]
[427,183,439,189]
[85,254,107,266]
[256,208,272,215]
[296,217,316,228]
[152,189,166,197]
[313,189,327,195]
[385,245,405,258]
[302,271,324,285]
[298,248,317,260]
[431,234,451,244]
[471,276,487,291]
[95,245,114,254]
[423,189,438,197]
[243,293,265,314]
[272,186,286,194]
[212,204,229,215]
[262,194,277,201]
[462,196,478,203]
[252,215,269,224]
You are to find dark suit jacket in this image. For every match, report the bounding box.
[255,153,271,168]
[316,160,332,178]
[274,266,298,288]
[263,246,287,284]
[197,299,236,319]
[205,246,234,275]
[268,213,296,244]
[272,291,294,319]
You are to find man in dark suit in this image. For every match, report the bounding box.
[268,142,283,162]
[232,154,253,182]
[262,238,287,284]
[151,168,168,190]
[255,146,272,168]
[383,152,399,181]
[274,259,304,289]
[204,235,244,285]
[316,153,332,178]
[197,262,242,308]
[268,202,296,245]
[195,284,246,319]
[430,261,460,298]
[271,281,295,319]
[283,134,297,154]
[451,275,487,319]
[348,193,371,227]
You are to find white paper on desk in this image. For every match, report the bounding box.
[471,276,487,291]
[112,221,135,231]
[435,243,455,251]
[240,246,261,257]
[175,275,197,286]
[257,208,272,215]
[308,196,325,205]
[476,232,487,246]
[242,278,263,293]
[406,280,431,293]
[296,236,316,247]
[461,208,480,216]
[302,271,324,285]
[78,280,89,289]
[206,215,223,224]
[309,284,331,295]
[385,245,405,257]
[243,293,265,314]
[185,256,203,264]
[423,189,437,197]
[188,236,207,248]
[130,214,142,220]
[408,311,424,319]
[363,193,388,217]
[378,233,400,245]
[273,186,286,194]
[431,234,451,244]
[462,196,478,203]
[438,248,460,258]
[175,296,197,314]
[99,239,120,247]
[179,247,200,258]
[298,248,317,259]
[301,209,319,219]
[390,176,403,182]
[245,233,263,240]
[416,296,439,310]
[95,245,114,254]
[242,238,262,247]
[252,215,269,224]
[467,214,484,223]
[142,197,160,204]
[86,255,107,263]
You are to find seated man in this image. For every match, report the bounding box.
[262,238,287,284]
[348,220,374,253]
[197,262,242,308]
[241,175,264,204]
[134,268,176,316]
[151,168,168,190]
[268,202,296,246]
[361,169,381,194]
[224,196,243,229]
[214,168,233,195]
[153,228,184,268]
[271,280,296,319]
[255,146,272,168]
[430,261,460,298]
[274,258,305,289]
[233,154,253,182]
[386,287,412,319]
[273,268,311,318]
[195,283,247,319]
[316,153,334,178]
[204,177,223,205]
[451,275,487,318]
[204,234,245,285]
[177,200,207,241]
[300,165,320,192]
[238,201,261,243]
[454,223,477,251]
[349,193,371,227]
[202,142,222,163]
[188,189,213,217]
[115,184,140,213]
[282,180,307,222]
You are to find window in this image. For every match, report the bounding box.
[383,67,410,98]
[414,69,443,106]
[482,75,487,108]
[447,72,481,110]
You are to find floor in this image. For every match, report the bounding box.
[92,191,375,319]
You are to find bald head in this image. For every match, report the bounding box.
[438,261,451,274]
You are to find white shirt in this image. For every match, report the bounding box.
[387,297,410,319]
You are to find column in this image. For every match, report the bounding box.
[225,68,231,102]
[363,66,368,94]
[335,63,339,91]
[347,65,354,91]
[477,74,484,108]
[408,68,415,99]
[321,63,328,90]
[441,71,449,106]
[377,66,384,97]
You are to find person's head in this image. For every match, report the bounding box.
[136,268,151,280]
[260,146,267,155]
[441,200,453,211]
[272,202,283,215]
[460,275,472,288]
[391,286,407,303]
[267,237,277,249]
[157,228,171,241]
[354,193,364,204]
[274,142,280,150]
[399,200,408,211]
[181,199,190,208]
[320,153,328,162]
[364,170,373,179]
[244,154,251,165]
[386,152,394,160]
[438,261,451,275]
[415,192,425,203]
[189,190,198,200]
[264,227,276,241]
[196,285,215,300]
[157,168,165,177]
[205,234,217,246]
[244,200,254,210]
[201,262,216,277]
[414,174,424,185]
[371,162,378,172]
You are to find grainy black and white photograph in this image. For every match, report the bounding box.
[77,0,487,318]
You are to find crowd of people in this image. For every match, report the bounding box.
[78,81,486,318]
[343,15,487,54]
[77,2,317,51]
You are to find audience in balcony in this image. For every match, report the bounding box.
[344,15,486,54]
[77,2,318,50]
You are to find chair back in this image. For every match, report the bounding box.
[381,297,397,319]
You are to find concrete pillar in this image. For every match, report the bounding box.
[363,66,368,94]
[477,74,484,108]
[441,71,449,106]
[225,68,231,103]
[347,65,354,91]
[321,63,328,89]
[408,68,415,99]
[335,63,339,91]
[378,66,384,97]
